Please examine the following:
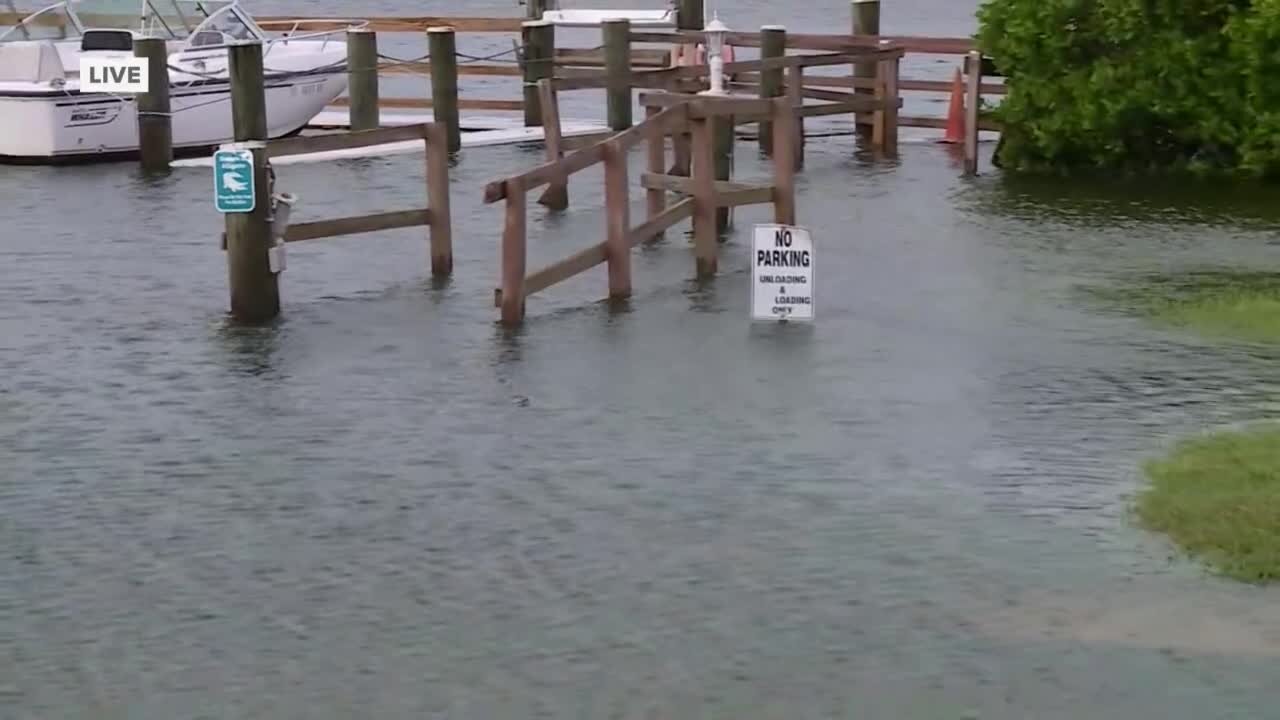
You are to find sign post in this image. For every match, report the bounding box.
[213,146,256,214]
[751,223,815,322]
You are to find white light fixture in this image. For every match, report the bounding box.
[701,15,730,96]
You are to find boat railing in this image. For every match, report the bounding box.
[263,18,371,54]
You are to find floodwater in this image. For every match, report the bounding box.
[4,1,1280,718]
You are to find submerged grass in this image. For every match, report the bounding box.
[1084,270,1280,343]
[1136,424,1280,584]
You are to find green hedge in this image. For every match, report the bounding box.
[977,0,1280,177]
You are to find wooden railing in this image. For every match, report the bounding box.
[483,96,799,326]
[270,124,453,274]
[481,45,899,326]
[626,29,1001,134]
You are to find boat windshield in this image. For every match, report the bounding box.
[1,0,257,43]
[71,0,235,38]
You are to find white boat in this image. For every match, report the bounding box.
[0,0,353,163]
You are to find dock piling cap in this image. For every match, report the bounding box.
[427,26,456,33]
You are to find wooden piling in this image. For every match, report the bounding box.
[425,122,453,276]
[964,49,981,175]
[537,79,569,210]
[644,105,667,239]
[522,20,554,127]
[770,98,797,226]
[603,19,632,131]
[677,0,703,31]
[500,180,527,326]
[874,41,900,155]
[758,26,786,155]
[713,116,733,233]
[603,141,632,298]
[690,116,717,277]
[787,65,805,170]
[852,0,880,138]
[428,27,461,152]
[346,27,380,131]
[225,41,279,323]
[525,0,549,20]
[134,36,172,172]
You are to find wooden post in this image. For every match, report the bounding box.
[225,41,279,323]
[852,0,880,138]
[644,105,667,238]
[964,49,981,175]
[787,65,804,170]
[874,42,900,155]
[675,0,702,73]
[522,20,554,127]
[526,0,549,20]
[537,79,568,210]
[690,116,717,277]
[677,0,703,31]
[500,180,527,326]
[770,98,797,226]
[758,26,786,155]
[428,27,461,152]
[603,19,632,131]
[134,36,171,172]
[603,141,632,299]
[346,27,379,132]
[425,122,453,276]
[670,123,691,178]
[713,116,733,233]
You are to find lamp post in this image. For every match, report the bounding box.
[701,16,729,95]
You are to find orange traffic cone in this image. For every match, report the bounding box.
[940,68,965,144]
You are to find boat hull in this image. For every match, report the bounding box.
[0,74,348,164]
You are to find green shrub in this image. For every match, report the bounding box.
[977,0,1280,177]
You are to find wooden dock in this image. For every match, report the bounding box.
[172,0,1007,326]
[174,113,609,167]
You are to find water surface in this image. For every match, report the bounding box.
[3,1,1280,718]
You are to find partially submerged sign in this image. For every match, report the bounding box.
[213,147,255,214]
[751,224,814,322]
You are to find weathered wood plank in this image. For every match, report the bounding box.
[425,122,453,276]
[644,106,668,236]
[536,79,568,210]
[483,104,684,203]
[629,197,694,246]
[561,131,617,151]
[603,141,632,297]
[629,29,967,54]
[638,93,773,120]
[284,209,431,243]
[735,72,1007,96]
[640,173,766,196]
[257,16,525,33]
[717,186,776,208]
[484,142,607,203]
[380,62,522,77]
[556,47,670,68]
[500,182,527,325]
[269,124,428,157]
[690,117,717,277]
[329,97,524,111]
[523,243,609,298]
[800,99,889,118]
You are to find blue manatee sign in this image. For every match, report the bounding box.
[214,147,256,213]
